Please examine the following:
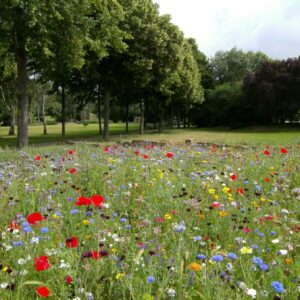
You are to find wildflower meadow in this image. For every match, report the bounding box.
[0,143,299,299]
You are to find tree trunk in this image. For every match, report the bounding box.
[97,85,102,136]
[170,102,174,129]
[103,87,111,140]
[16,43,29,148]
[42,94,47,135]
[158,109,163,133]
[139,98,144,135]
[176,106,180,128]
[61,83,66,140]
[125,101,129,133]
[0,85,16,136]
[8,108,15,136]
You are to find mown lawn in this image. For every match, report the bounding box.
[0,123,299,148]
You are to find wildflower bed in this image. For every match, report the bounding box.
[0,143,299,299]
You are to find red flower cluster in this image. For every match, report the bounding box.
[69,168,77,174]
[75,195,104,207]
[66,236,79,248]
[166,152,173,158]
[27,212,45,225]
[36,286,50,297]
[280,147,288,154]
[34,256,50,272]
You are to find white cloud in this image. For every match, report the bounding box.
[154,0,300,59]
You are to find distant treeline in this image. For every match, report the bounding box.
[0,1,299,148]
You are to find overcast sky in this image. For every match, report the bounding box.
[154,0,300,59]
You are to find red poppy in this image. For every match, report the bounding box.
[65,275,73,284]
[263,150,271,156]
[134,150,140,155]
[154,217,165,223]
[91,251,101,260]
[35,155,41,161]
[69,168,77,174]
[166,152,173,158]
[34,256,50,272]
[66,236,79,248]
[68,149,76,155]
[36,286,50,298]
[143,155,149,160]
[211,202,221,208]
[104,146,109,153]
[264,177,271,183]
[75,196,92,206]
[91,195,104,207]
[211,145,217,152]
[230,174,237,181]
[27,212,45,225]
[237,188,245,195]
[243,227,251,233]
[280,147,288,154]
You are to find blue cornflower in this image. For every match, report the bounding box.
[120,218,127,223]
[227,252,237,260]
[12,241,24,247]
[174,222,186,233]
[212,255,224,262]
[260,264,269,271]
[40,227,49,234]
[193,236,202,242]
[147,276,155,283]
[252,257,264,265]
[125,225,132,230]
[22,226,32,233]
[70,209,79,214]
[270,231,276,236]
[86,211,93,216]
[196,254,206,260]
[271,281,285,293]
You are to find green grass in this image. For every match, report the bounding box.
[0,123,299,148]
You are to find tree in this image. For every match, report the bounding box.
[243,58,300,125]
[210,47,269,84]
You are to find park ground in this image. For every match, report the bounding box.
[0,123,300,148]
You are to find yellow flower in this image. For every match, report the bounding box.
[213,194,219,200]
[219,211,228,217]
[240,246,253,254]
[188,262,202,271]
[111,248,117,254]
[85,235,91,240]
[208,188,215,195]
[116,273,125,280]
[222,187,230,194]
[164,214,172,220]
[285,258,292,265]
[199,213,205,220]
[83,219,90,226]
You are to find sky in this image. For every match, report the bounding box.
[154,0,300,59]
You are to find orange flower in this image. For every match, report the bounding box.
[188,262,202,271]
[219,211,228,217]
